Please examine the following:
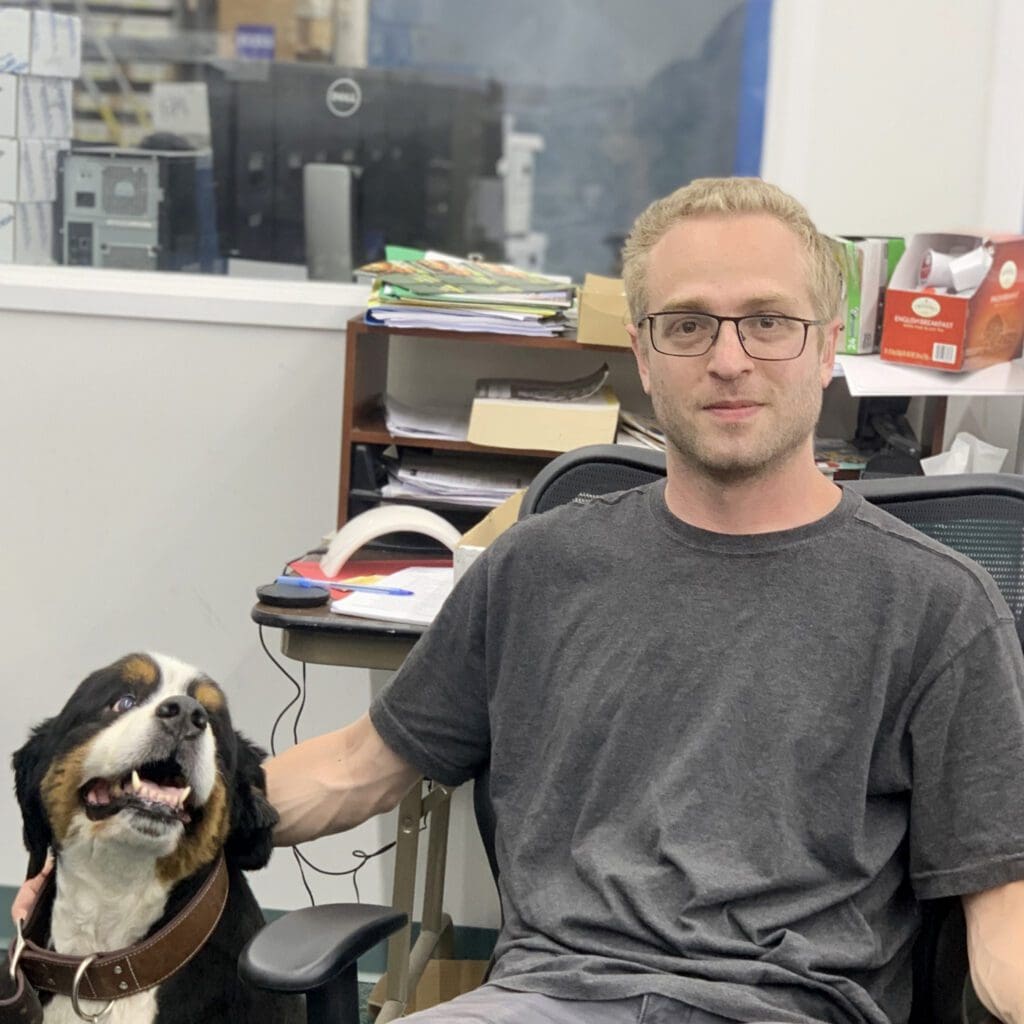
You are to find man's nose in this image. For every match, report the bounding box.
[155,695,208,740]
[706,320,753,377]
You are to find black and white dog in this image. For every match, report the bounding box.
[8,652,302,1024]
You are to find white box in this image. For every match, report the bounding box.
[467,386,620,453]
[0,74,73,138]
[0,137,68,201]
[0,201,54,264]
[0,9,82,79]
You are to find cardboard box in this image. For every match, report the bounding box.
[454,489,524,583]
[830,235,905,354]
[576,274,631,348]
[0,200,53,264]
[0,138,67,201]
[880,233,1024,372]
[217,0,298,61]
[467,386,620,453]
[368,959,489,1017]
[0,9,82,79]
[0,75,72,139]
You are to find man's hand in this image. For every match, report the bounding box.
[10,856,53,926]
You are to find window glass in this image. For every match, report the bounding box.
[0,0,765,281]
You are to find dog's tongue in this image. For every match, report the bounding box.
[85,779,112,805]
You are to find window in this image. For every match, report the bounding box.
[0,0,769,282]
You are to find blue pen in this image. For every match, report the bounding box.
[275,575,414,597]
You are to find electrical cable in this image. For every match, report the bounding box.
[259,626,407,905]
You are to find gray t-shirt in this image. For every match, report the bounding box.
[370,482,1024,1024]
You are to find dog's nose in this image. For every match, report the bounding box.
[155,695,208,739]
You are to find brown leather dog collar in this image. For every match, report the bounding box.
[9,854,228,1004]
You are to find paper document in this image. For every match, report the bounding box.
[383,395,470,440]
[330,567,454,626]
[475,364,609,402]
[381,451,539,506]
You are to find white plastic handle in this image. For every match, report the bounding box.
[319,505,463,578]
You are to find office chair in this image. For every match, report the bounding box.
[241,444,1020,1024]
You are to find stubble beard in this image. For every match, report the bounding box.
[649,371,825,485]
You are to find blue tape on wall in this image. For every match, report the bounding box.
[734,0,773,177]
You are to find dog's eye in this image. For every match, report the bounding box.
[112,694,137,714]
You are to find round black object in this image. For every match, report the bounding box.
[257,582,331,608]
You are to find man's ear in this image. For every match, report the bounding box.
[224,732,278,870]
[12,725,55,876]
[819,317,841,389]
[628,322,652,396]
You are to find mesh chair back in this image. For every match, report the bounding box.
[847,475,1024,646]
[519,444,667,517]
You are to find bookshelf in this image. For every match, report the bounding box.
[337,316,628,529]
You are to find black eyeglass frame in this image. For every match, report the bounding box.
[640,311,828,361]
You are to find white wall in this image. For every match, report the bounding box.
[763,0,1024,467]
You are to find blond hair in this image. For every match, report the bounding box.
[621,177,843,327]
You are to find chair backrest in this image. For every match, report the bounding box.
[479,446,1024,1022]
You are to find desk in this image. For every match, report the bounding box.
[253,597,451,1023]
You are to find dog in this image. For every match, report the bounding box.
[6,652,303,1024]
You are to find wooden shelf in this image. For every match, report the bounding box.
[337,316,634,527]
[355,322,629,353]
[350,407,566,458]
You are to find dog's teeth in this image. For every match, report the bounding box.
[180,786,191,806]
[131,770,142,793]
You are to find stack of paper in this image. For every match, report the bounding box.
[383,395,470,441]
[381,451,540,507]
[361,249,576,336]
[330,567,454,626]
[618,409,665,450]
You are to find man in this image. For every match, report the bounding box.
[14,179,1024,1023]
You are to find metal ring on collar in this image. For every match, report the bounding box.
[8,919,26,983]
[71,955,114,1023]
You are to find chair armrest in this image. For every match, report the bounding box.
[239,903,407,993]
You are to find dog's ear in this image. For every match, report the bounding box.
[225,732,278,870]
[12,723,55,876]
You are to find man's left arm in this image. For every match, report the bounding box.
[963,879,1024,1024]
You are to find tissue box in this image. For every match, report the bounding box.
[0,9,82,78]
[880,233,1024,372]
[0,74,73,139]
[0,201,54,264]
[0,137,67,201]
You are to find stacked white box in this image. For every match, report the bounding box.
[0,75,73,138]
[0,8,81,264]
[0,137,69,201]
[0,200,53,263]
[0,9,82,78]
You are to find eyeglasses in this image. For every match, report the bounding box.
[641,311,826,361]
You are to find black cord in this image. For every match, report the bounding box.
[293,661,308,746]
[259,628,412,905]
[258,626,302,758]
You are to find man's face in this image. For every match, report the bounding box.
[628,213,839,484]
